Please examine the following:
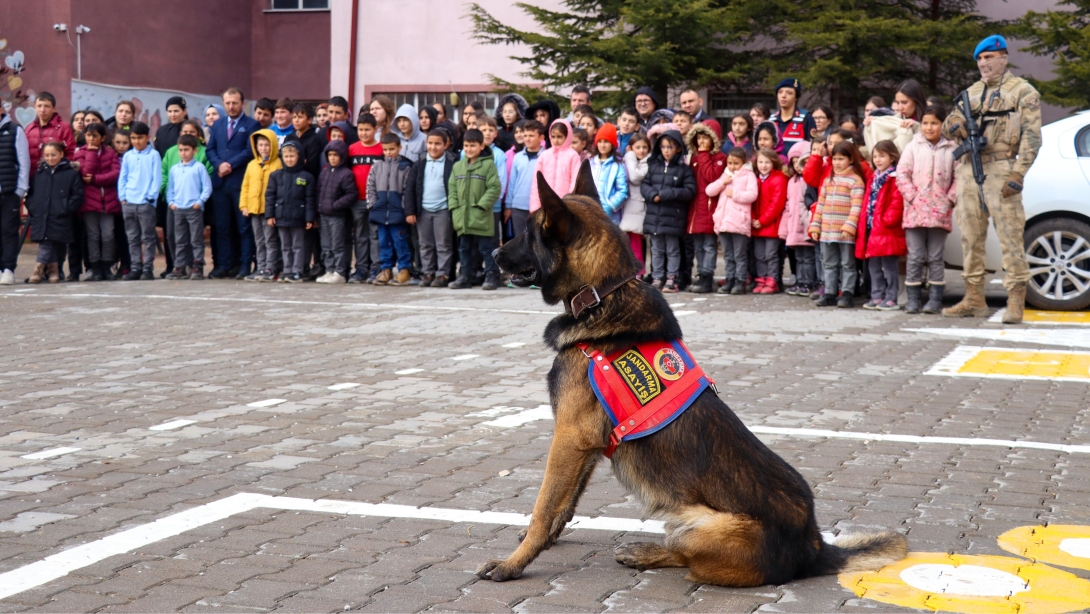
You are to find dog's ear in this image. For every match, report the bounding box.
[537,171,570,242]
[572,159,599,203]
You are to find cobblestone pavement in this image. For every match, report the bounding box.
[0,258,1087,612]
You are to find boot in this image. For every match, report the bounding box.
[717,277,734,295]
[90,262,104,282]
[837,290,854,308]
[28,263,46,284]
[922,284,945,314]
[46,263,60,283]
[942,282,989,318]
[1002,283,1026,324]
[690,273,712,294]
[905,285,922,314]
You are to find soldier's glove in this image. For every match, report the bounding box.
[949,122,968,140]
[1002,172,1025,198]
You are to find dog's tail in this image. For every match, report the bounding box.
[806,531,908,577]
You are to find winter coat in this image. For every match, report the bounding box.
[265,160,316,228]
[685,123,726,235]
[896,132,957,231]
[780,175,812,246]
[367,152,413,225]
[863,114,918,156]
[317,140,358,217]
[752,169,787,239]
[394,104,426,162]
[809,170,865,243]
[590,155,628,223]
[448,149,502,237]
[855,170,907,259]
[71,145,121,215]
[154,120,185,157]
[404,151,456,218]
[25,113,75,172]
[709,165,758,236]
[640,129,695,236]
[494,93,528,152]
[27,159,83,243]
[619,151,648,233]
[530,119,581,213]
[239,129,282,215]
[283,126,326,180]
[803,154,873,190]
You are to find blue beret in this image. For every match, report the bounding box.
[974,35,1007,59]
[775,77,801,94]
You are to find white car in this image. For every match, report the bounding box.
[945,110,1090,310]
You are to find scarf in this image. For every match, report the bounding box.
[866,166,895,230]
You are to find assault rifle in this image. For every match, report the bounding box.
[951,89,989,214]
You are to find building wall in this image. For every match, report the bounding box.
[0,1,77,116]
[250,4,330,102]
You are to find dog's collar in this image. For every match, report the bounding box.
[565,275,639,319]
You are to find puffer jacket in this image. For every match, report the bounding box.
[619,151,648,233]
[317,140,358,217]
[709,164,758,236]
[366,149,414,225]
[855,169,906,259]
[239,129,282,215]
[590,154,628,223]
[752,169,787,239]
[896,132,957,231]
[530,119,581,212]
[71,145,120,215]
[685,123,726,235]
[265,158,316,228]
[26,113,75,171]
[640,129,695,236]
[780,175,812,246]
[27,159,83,243]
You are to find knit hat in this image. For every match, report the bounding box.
[973,34,1007,59]
[595,122,618,150]
[775,77,801,96]
[787,140,810,162]
[166,96,186,110]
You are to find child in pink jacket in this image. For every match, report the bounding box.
[529,119,581,212]
[780,141,818,296]
[708,147,758,294]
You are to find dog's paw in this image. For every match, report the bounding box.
[613,542,662,570]
[476,559,524,582]
[517,527,528,542]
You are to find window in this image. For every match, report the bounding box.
[373,92,500,124]
[269,0,329,11]
[709,93,770,120]
[1077,126,1090,158]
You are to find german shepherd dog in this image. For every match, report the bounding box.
[478,162,908,587]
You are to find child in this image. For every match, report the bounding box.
[571,127,590,160]
[672,111,693,139]
[709,147,758,294]
[117,122,162,280]
[897,104,956,314]
[477,116,510,253]
[589,123,629,225]
[316,139,359,283]
[348,114,383,283]
[367,133,414,285]
[750,149,788,294]
[26,142,83,283]
[856,140,906,311]
[616,107,640,154]
[782,141,818,296]
[641,129,695,293]
[809,141,867,308]
[265,141,315,283]
[505,119,527,189]
[167,134,212,280]
[404,130,456,287]
[577,114,599,145]
[722,114,753,155]
[239,130,282,281]
[507,120,545,239]
[394,104,425,162]
[754,123,787,164]
[110,130,134,277]
[72,123,120,281]
[684,123,726,293]
[620,133,651,267]
[530,119,581,213]
[447,129,501,290]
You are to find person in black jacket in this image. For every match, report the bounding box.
[404,130,456,286]
[641,128,695,293]
[315,139,358,283]
[26,142,83,283]
[264,141,315,283]
[283,102,328,280]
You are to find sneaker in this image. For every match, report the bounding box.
[814,294,838,307]
[366,274,378,284]
[837,291,854,308]
[448,275,472,289]
[328,272,347,284]
[259,271,276,282]
[189,266,205,280]
[391,269,412,286]
[347,273,366,284]
[166,267,187,280]
[730,280,747,295]
[0,269,13,285]
[124,269,143,281]
[785,285,803,296]
[651,279,664,290]
[810,285,825,300]
[877,300,901,311]
[431,275,449,288]
[862,299,880,310]
[717,278,733,295]
[141,269,154,281]
[208,268,231,279]
[421,273,434,287]
[373,269,393,286]
[285,273,303,283]
[315,272,332,284]
[795,285,811,297]
[409,275,423,286]
[663,277,679,293]
[234,270,248,280]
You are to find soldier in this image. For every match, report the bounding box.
[942,34,1041,324]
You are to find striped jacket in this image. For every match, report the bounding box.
[809,170,864,244]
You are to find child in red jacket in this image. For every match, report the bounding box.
[856,140,906,310]
[751,149,788,294]
[685,123,726,293]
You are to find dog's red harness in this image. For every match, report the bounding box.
[579,340,714,458]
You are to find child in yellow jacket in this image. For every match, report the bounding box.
[240,129,282,281]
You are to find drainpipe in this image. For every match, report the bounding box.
[347,0,360,114]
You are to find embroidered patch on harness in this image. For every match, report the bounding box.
[653,348,685,381]
[612,349,662,405]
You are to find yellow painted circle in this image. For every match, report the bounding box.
[999,525,1090,571]
[839,551,1090,613]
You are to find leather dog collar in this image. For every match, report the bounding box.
[565,275,639,319]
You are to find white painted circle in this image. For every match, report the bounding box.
[1059,538,1090,558]
[899,564,1029,597]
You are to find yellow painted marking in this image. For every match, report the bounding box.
[999,525,1090,572]
[959,349,1090,380]
[1023,310,1090,325]
[840,551,1090,613]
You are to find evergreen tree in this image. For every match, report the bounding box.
[1010,0,1090,109]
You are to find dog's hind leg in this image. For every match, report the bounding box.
[614,542,685,570]
[662,508,769,587]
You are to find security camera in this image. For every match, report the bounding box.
[75,25,90,34]
[53,23,67,31]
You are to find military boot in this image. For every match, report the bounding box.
[1002,283,1026,324]
[942,282,989,318]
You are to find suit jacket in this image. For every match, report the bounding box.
[206,113,260,190]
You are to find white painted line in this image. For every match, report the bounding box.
[502,342,526,348]
[906,327,1090,348]
[670,303,686,307]
[451,354,479,361]
[483,405,553,427]
[149,419,197,431]
[0,492,662,601]
[747,426,1090,455]
[924,345,1090,383]
[246,398,286,408]
[394,368,424,375]
[20,447,80,460]
[674,311,697,317]
[327,383,360,391]
[12,289,34,293]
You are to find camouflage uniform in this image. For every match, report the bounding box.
[943,70,1042,292]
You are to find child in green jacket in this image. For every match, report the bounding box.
[447,129,501,290]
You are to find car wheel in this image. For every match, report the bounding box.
[1024,217,1090,311]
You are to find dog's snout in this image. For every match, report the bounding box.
[491,248,500,260]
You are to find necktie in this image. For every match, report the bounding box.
[228,119,236,140]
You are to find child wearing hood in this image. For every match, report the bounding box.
[368,133,415,286]
[684,123,727,293]
[239,129,282,281]
[529,119,581,213]
[26,142,83,283]
[709,148,758,294]
[494,93,528,152]
[640,129,695,293]
[525,100,562,147]
[265,141,316,283]
[316,138,359,283]
[394,104,426,162]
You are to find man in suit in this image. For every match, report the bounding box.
[206,87,260,278]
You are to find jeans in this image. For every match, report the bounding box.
[173,207,205,268]
[458,233,496,278]
[351,201,372,278]
[905,227,947,285]
[691,233,717,276]
[754,237,781,279]
[320,214,349,277]
[868,255,900,302]
[123,203,157,271]
[821,241,857,294]
[279,226,305,275]
[793,244,818,286]
[0,193,23,272]
[36,240,64,264]
[211,186,242,271]
[649,234,681,280]
[719,233,748,281]
[84,211,115,264]
[511,208,530,238]
[418,208,454,277]
[376,222,412,271]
